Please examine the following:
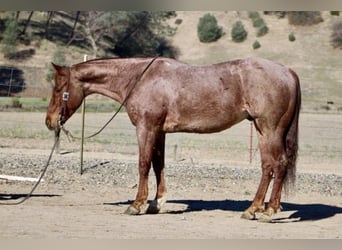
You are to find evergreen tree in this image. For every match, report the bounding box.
[46,46,67,83]
[197,13,223,43]
[231,21,247,43]
[1,17,20,59]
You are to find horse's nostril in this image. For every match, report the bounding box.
[46,118,52,130]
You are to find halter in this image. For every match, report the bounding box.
[57,55,159,139]
[58,68,71,128]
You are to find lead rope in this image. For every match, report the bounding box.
[60,55,159,141]
[0,56,159,205]
[0,136,59,205]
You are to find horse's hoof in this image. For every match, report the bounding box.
[258,213,273,223]
[146,197,166,214]
[124,206,140,215]
[241,210,255,220]
[146,203,160,214]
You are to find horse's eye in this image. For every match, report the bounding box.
[54,81,66,93]
[55,87,62,93]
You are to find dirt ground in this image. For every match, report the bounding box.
[0,112,341,239]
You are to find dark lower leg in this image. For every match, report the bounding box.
[126,127,156,215]
[242,166,273,219]
[147,133,167,214]
[265,162,287,215]
[152,133,166,200]
[125,164,151,215]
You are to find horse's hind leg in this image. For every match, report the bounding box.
[241,130,286,222]
[258,145,288,223]
[147,132,167,214]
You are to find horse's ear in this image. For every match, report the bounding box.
[51,63,68,75]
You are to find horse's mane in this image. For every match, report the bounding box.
[74,57,160,67]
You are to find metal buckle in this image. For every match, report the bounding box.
[62,92,69,101]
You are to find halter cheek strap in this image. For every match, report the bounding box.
[58,68,71,127]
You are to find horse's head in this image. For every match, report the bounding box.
[45,63,84,132]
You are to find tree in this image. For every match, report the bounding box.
[21,11,34,36]
[46,46,67,83]
[67,11,177,58]
[1,17,20,59]
[231,21,247,43]
[197,13,223,43]
[249,11,269,37]
[45,11,55,39]
[112,11,178,57]
[69,11,80,40]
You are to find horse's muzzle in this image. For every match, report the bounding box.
[45,117,54,131]
[45,116,59,131]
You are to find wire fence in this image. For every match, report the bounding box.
[0,65,51,98]
[1,63,342,110]
[0,106,342,172]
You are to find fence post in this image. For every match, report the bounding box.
[80,54,87,175]
[8,67,14,96]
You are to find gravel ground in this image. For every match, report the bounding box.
[1,151,341,197]
[1,112,342,238]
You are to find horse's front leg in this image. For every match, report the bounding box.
[125,127,157,215]
[147,132,167,214]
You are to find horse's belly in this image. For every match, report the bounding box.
[163,110,247,133]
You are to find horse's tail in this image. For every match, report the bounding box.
[284,69,301,194]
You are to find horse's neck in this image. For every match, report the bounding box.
[76,59,146,104]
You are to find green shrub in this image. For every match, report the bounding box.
[249,12,265,28]
[253,40,261,49]
[253,18,266,28]
[249,12,269,37]
[257,25,269,37]
[197,13,223,43]
[330,11,340,16]
[288,32,296,42]
[231,21,248,43]
[249,12,261,22]
[11,97,22,108]
[175,18,183,25]
[46,46,67,82]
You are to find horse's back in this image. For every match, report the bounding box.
[132,57,299,134]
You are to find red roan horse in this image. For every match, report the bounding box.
[45,56,301,222]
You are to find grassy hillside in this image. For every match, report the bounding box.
[169,11,342,112]
[1,11,341,112]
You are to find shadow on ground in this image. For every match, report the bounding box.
[0,193,61,201]
[107,199,342,222]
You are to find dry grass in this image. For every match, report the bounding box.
[1,112,341,175]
